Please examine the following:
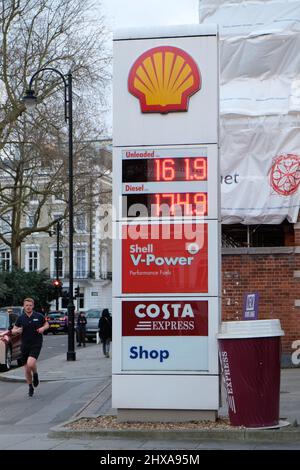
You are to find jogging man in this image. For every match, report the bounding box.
[12,298,49,397]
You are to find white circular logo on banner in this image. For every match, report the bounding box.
[186,242,200,254]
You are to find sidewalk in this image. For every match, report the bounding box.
[1,344,300,443]
[0,344,111,383]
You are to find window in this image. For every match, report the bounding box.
[76,292,84,309]
[0,251,10,272]
[27,250,39,272]
[0,213,11,234]
[50,246,64,278]
[53,250,63,277]
[52,191,64,203]
[75,249,87,278]
[27,214,35,228]
[101,246,108,279]
[29,194,38,205]
[222,220,293,248]
[53,213,63,222]
[52,213,64,233]
[75,214,86,233]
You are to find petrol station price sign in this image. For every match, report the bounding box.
[123,155,207,182]
[113,145,218,220]
[112,25,220,414]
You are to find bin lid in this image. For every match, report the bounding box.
[217,319,284,339]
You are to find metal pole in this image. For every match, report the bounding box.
[247,225,250,248]
[67,71,76,361]
[56,221,60,310]
[22,67,76,361]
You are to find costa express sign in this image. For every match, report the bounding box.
[122,301,208,336]
[122,223,208,293]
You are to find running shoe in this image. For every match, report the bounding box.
[33,372,39,388]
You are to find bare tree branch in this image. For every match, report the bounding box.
[0,0,111,267]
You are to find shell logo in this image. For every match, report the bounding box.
[128,46,201,114]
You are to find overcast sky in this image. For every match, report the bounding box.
[101,0,199,29]
[98,0,200,136]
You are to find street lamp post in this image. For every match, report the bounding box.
[55,221,61,310]
[22,68,76,361]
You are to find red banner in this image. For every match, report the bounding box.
[122,223,208,293]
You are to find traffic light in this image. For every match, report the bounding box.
[61,289,69,308]
[52,279,62,299]
[52,279,62,288]
[74,285,80,298]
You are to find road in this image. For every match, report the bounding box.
[4,332,95,368]
[0,336,104,450]
[0,375,105,450]
[39,333,94,361]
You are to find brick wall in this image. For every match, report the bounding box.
[222,249,300,355]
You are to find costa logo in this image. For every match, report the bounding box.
[269,153,300,196]
[135,303,194,319]
[122,300,208,337]
[128,46,201,113]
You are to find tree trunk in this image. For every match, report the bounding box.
[11,240,21,270]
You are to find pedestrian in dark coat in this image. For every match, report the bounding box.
[77,311,87,347]
[98,309,112,357]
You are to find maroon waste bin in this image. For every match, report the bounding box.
[218,319,284,428]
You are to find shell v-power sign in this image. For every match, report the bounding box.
[112,25,220,421]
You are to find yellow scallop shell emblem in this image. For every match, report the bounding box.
[128,46,201,113]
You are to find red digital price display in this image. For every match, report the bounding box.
[123,193,208,217]
[122,157,207,182]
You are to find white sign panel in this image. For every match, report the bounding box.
[122,337,208,371]
[113,26,218,147]
[113,24,220,415]
[112,296,219,376]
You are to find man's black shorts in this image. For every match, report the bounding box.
[21,343,42,364]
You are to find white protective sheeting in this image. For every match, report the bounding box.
[199,0,300,37]
[199,0,300,224]
[221,115,300,224]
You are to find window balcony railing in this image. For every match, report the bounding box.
[49,271,95,279]
[49,271,64,279]
[74,271,90,279]
[100,271,112,281]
